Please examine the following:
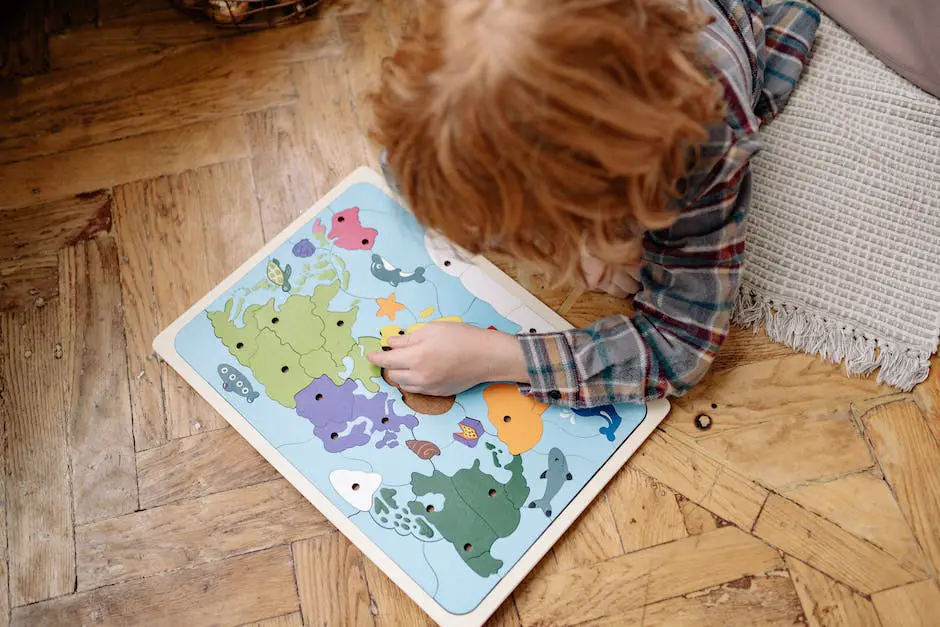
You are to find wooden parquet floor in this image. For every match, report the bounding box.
[1,2,939,625]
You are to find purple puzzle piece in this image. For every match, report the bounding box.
[295,376,418,452]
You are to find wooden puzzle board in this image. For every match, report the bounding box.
[153,167,670,626]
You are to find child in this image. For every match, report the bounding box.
[366,0,820,407]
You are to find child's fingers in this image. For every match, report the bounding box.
[385,369,416,387]
[387,332,419,349]
[366,348,413,369]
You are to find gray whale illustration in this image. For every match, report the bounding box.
[528,447,572,517]
[370,254,426,287]
[217,363,260,403]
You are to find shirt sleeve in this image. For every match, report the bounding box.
[517,142,754,407]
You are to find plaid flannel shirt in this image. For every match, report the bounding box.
[518,0,820,406]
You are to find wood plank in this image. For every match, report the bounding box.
[336,9,395,145]
[49,9,224,71]
[629,430,768,529]
[0,444,9,627]
[149,159,265,439]
[12,546,298,626]
[675,409,874,490]
[244,105,320,239]
[137,427,279,508]
[0,255,59,313]
[362,558,432,626]
[0,67,296,165]
[59,236,138,523]
[97,0,167,21]
[607,467,687,553]
[76,478,332,589]
[563,290,633,329]
[667,354,885,439]
[1,118,249,208]
[0,3,48,80]
[293,533,373,627]
[579,574,804,626]
[677,496,725,535]
[863,401,940,576]
[48,0,99,34]
[783,472,927,573]
[552,495,623,571]
[240,612,304,627]
[4,17,340,122]
[785,557,880,627]
[486,598,522,627]
[753,494,924,594]
[112,180,166,450]
[0,190,112,261]
[0,304,76,606]
[514,526,783,625]
[912,356,940,442]
[871,579,940,627]
[713,327,797,372]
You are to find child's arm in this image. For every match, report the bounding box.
[516,157,750,406]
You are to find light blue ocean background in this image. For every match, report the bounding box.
[175,182,648,615]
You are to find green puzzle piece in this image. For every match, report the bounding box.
[208,300,262,367]
[244,329,312,408]
[209,278,381,403]
[243,297,326,355]
[408,455,529,577]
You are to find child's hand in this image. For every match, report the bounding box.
[366,322,529,396]
[580,248,641,298]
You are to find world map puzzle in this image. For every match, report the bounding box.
[162,169,666,622]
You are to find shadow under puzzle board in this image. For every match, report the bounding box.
[153,166,670,626]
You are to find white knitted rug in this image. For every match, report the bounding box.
[733,12,940,390]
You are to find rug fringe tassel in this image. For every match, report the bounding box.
[732,288,930,391]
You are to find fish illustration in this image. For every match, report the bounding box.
[217,363,260,403]
[528,447,572,517]
[453,417,483,447]
[406,439,441,460]
[266,258,292,292]
[328,207,378,250]
[570,405,623,441]
[370,254,426,287]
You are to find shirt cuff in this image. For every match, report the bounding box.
[516,332,581,405]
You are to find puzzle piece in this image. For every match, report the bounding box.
[408,455,529,576]
[483,383,550,454]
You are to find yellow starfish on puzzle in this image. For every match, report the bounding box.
[376,293,406,321]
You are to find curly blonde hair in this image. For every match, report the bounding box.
[370,0,724,286]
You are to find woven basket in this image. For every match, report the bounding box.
[171,0,328,29]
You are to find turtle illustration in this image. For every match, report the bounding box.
[266,258,293,292]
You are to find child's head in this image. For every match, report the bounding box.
[371,0,723,284]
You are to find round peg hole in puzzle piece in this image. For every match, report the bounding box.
[361,238,369,245]
[352,483,360,491]
[426,504,435,513]
[330,432,339,440]
[711,403,718,409]
[488,488,497,497]
[337,216,345,222]
[694,414,712,431]
[235,342,244,349]
[381,416,389,424]
[398,330,405,335]
[503,415,511,423]
[281,365,289,373]
[271,317,279,324]
[529,328,537,333]
[336,320,344,327]
[444,260,452,267]
[463,543,473,552]
[315,393,323,401]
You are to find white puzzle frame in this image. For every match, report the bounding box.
[153,166,670,627]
